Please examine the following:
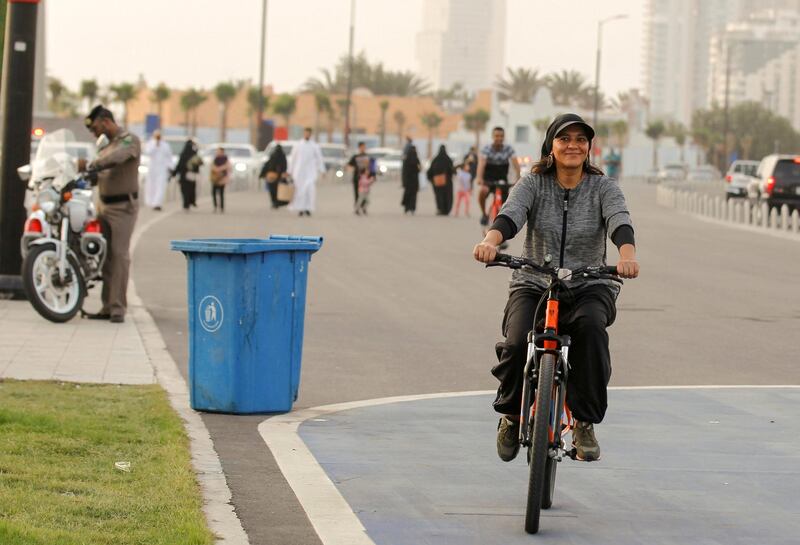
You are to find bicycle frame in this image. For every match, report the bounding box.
[519,286,572,455]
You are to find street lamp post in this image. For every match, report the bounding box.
[343,0,356,148]
[0,0,40,296]
[592,14,627,133]
[256,0,268,149]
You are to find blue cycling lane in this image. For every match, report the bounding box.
[261,387,800,545]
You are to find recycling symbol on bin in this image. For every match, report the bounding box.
[199,295,224,333]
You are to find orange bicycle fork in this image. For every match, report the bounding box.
[519,292,572,452]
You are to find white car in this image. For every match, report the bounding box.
[724,160,758,200]
[376,151,403,177]
[202,143,260,187]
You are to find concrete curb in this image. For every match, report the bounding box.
[656,184,800,242]
[129,199,250,545]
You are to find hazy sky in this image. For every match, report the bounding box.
[47,0,643,99]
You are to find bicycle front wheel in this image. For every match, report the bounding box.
[524,353,556,534]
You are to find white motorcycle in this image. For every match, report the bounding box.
[18,129,106,322]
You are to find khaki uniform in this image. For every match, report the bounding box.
[89,131,141,318]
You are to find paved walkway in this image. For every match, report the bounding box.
[0,297,154,384]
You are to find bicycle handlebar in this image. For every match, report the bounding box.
[487,253,621,282]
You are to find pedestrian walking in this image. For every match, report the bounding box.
[143,130,172,211]
[463,146,478,187]
[288,128,325,217]
[80,105,141,323]
[453,162,472,217]
[172,139,201,211]
[210,147,231,213]
[604,148,622,180]
[426,144,454,215]
[347,142,373,208]
[260,144,288,208]
[401,145,421,214]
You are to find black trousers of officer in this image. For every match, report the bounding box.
[491,284,617,424]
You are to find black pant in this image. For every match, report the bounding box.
[491,284,617,423]
[212,185,225,210]
[180,180,196,209]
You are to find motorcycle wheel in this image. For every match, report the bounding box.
[22,243,85,323]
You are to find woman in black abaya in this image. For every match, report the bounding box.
[401,145,421,214]
[426,145,454,215]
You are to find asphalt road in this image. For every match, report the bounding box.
[133,175,800,544]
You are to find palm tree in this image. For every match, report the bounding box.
[393,110,406,147]
[214,82,238,142]
[303,68,342,94]
[611,119,629,148]
[420,112,443,158]
[80,79,99,110]
[247,87,269,146]
[272,93,297,130]
[314,91,331,142]
[151,83,171,123]
[463,108,490,147]
[495,67,544,103]
[645,120,666,170]
[110,82,137,127]
[378,100,390,147]
[666,121,688,163]
[47,77,67,115]
[546,70,589,107]
[180,88,207,137]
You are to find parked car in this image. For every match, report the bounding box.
[201,143,260,186]
[657,163,688,183]
[686,164,721,183]
[747,154,800,211]
[377,151,403,177]
[724,160,759,200]
[319,143,347,178]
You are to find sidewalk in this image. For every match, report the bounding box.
[0,297,155,384]
[0,189,249,545]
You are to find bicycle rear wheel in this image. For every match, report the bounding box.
[524,353,555,534]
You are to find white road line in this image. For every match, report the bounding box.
[260,385,799,545]
[129,198,250,545]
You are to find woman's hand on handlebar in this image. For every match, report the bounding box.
[473,230,504,263]
[616,245,639,279]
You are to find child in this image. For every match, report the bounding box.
[454,161,472,217]
[355,156,376,215]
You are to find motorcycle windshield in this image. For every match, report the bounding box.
[31,129,78,189]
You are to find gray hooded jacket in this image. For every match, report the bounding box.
[498,172,633,294]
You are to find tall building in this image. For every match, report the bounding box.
[643,0,743,125]
[709,9,800,129]
[415,0,506,92]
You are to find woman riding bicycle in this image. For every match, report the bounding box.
[473,113,640,462]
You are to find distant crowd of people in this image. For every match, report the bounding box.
[140,124,623,219]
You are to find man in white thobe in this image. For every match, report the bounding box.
[288,128,325,216]
[144,130,173,210]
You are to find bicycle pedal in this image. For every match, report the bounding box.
[566,448,578,460]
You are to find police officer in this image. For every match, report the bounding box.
[79,105,141,323]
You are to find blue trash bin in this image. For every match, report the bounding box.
[170,235,323,414]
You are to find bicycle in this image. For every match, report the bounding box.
[486,253,622,534]
[484,179,511,249]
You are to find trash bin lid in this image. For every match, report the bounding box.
[170,235,323,254]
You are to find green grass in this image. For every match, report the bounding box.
[0,380,215,545]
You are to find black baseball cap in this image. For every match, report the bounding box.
[84,105,114,127]
[540,113,595,157]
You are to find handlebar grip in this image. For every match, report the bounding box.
[599,266,618,275]
[493,252,513,263]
